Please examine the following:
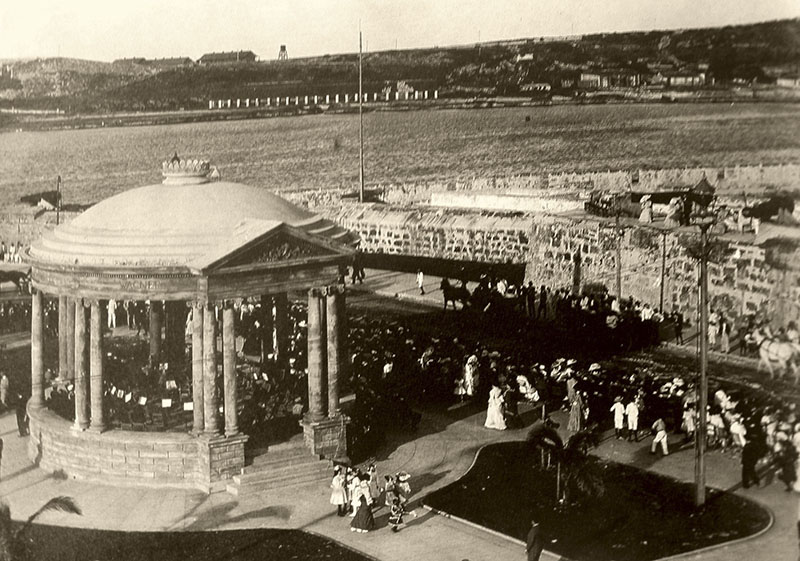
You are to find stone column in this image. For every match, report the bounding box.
[30,289,45,409]
[149,300,163,362]
[260,294,274,362]
[74,300,89,430]
[89,301,105,432]
[306,288,327,422]
[222,303,238,437]
[65,297,75,381]
[58,295,68,379]
[203,302,219,435]
[191,301,205,433]
[274,292,289,364]
[326,285,344,417]
[164,301,186,367]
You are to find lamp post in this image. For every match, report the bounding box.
[693,211,714,508]
[614,196,623,302]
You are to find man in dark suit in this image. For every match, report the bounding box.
[526,520,544,561]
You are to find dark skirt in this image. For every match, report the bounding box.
[351,504,375,532]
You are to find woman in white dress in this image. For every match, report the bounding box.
[484,382,507,430]
[330,467,348,517]
[463,355,479,398]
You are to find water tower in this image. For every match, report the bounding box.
[278,45,288,61]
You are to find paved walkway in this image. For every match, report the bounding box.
[0,273,795,560]
[1,398,797,561]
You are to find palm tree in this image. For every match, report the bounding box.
[527,422,605,504]
[0,497,81,561]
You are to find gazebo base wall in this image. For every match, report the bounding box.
[27,406,246,493]
[301,415,350,459]
[196,433,249,493]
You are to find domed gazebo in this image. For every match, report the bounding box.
[25,157,356,492]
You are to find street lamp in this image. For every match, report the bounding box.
[692,208,715,508]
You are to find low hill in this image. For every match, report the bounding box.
[0,18,798,113]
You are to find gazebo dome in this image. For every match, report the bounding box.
[29,160,354,270]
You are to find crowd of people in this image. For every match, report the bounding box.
[0,241,24,264]
[22,276,800,494]
[329,464,416,534]
[0,302,30,335]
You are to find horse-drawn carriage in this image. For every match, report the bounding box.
[0,269,31,295]
[747,326,800,383]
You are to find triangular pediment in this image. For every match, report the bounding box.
[224,230,334,267]
[191,220,353,274]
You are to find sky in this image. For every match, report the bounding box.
[1,0,798,62]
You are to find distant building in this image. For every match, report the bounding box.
[578,72,605,89]
[777,75,800,88]
[145,57,194,69]
[113,57,193,69]
[113,57,147,65]
[521,82,551,93]
[663,71,706,87]
[197,51,257,65]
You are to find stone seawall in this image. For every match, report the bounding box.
[335,206,531,264]
[327,205,800,327]
[523,215,800,327]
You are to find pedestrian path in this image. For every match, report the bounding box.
[0,273,793,560]
[0,398,796,561]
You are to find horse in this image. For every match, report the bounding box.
[0,269,31,294]
[752,328,800,382]
[440,278,470,310]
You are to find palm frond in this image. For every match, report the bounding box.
[15,497,81,540]
[526,423,564,453]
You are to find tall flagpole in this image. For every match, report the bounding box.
[56,175,62,225]
[358,29,365,204]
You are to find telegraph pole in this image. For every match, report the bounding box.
[659,231,667,311]
[615,204,622,302]
[358,29,365,204]
[695,220,712,507]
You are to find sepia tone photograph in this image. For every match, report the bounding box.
[0,1,799,559]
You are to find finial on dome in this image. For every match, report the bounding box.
[161,155,212,185]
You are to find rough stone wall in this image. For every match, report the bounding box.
[328,205,799,327]
[523,215,800,326]
[334,206,530,264]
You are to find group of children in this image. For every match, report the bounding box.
[330,464,414,534]
[0,241,23,263]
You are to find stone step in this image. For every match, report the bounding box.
[243,450,322,472]
[234,457,330,486]
[227,463,331,496]
[245,441,319,467]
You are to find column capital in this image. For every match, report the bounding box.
[308,287,325,298]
